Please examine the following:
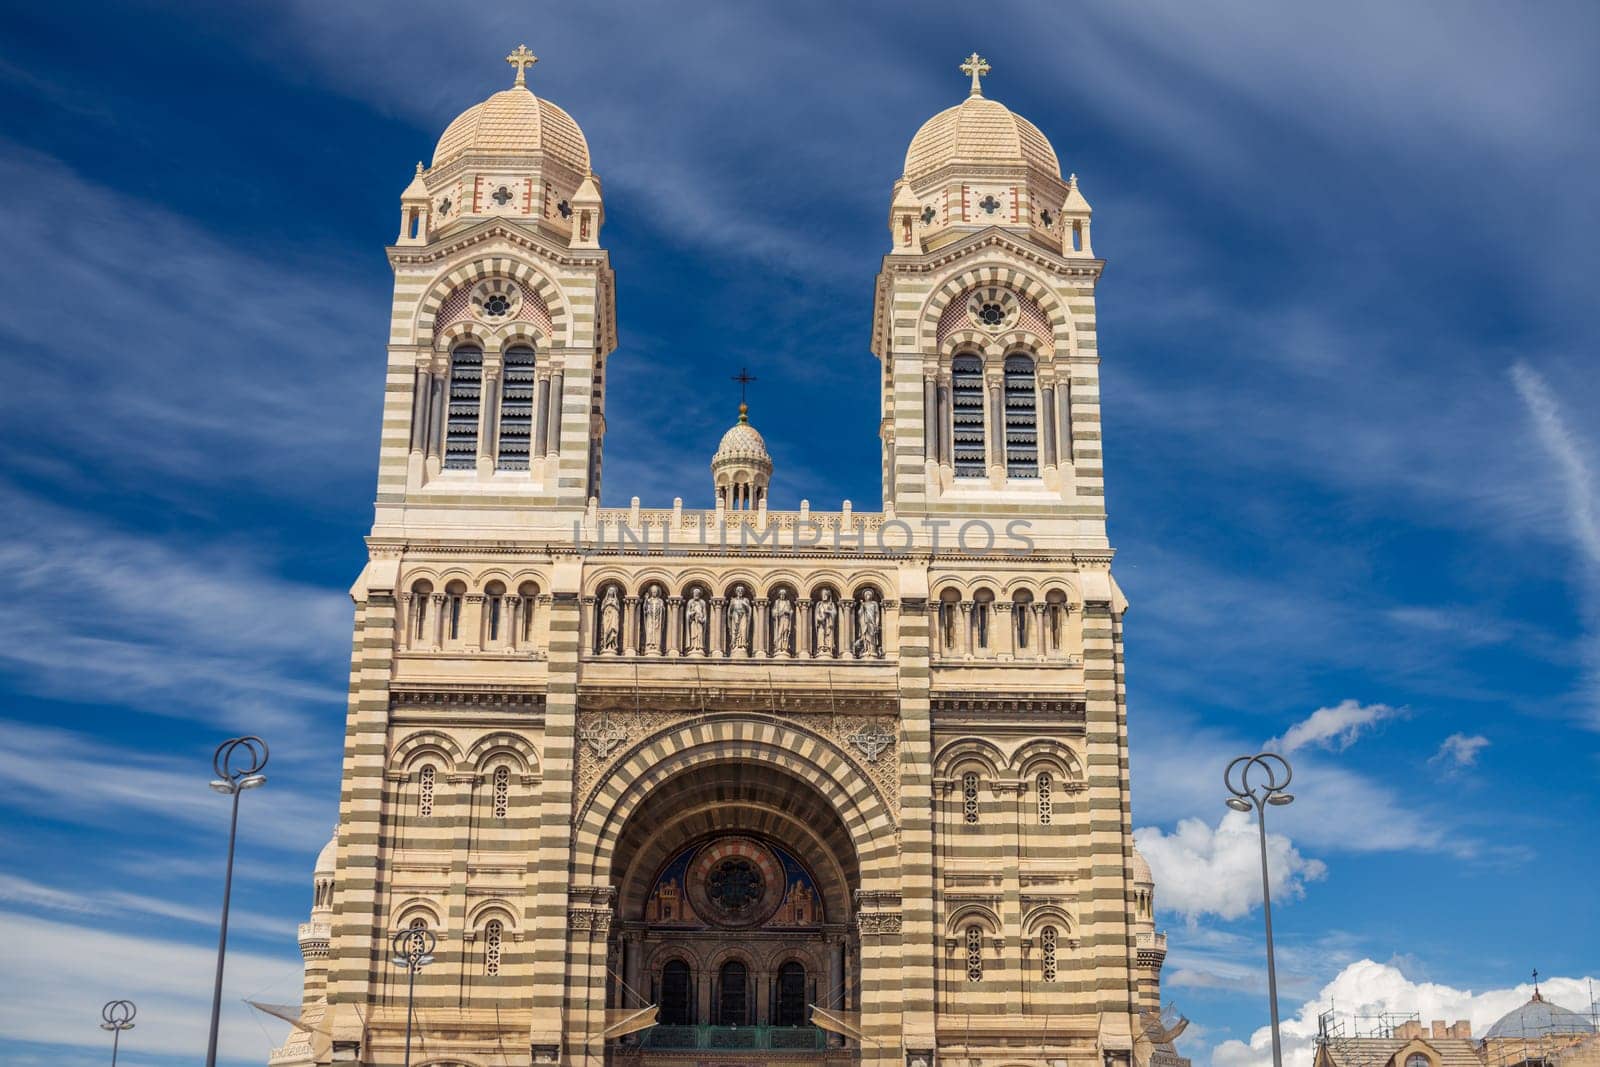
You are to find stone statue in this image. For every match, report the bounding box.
[813,588,837,657]
[598,587,622,654]
[853,588,882,658]
[770,589,794,656]
[726,583,753,654]
[642,584,665,654]
[684,588,708,654]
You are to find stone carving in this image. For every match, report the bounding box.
[598,587,622,654]
[579,717,628,759]
[727,584,753,655]
[770,589,794,657]
[847,722,895,763]
[813,588,838,657]
[642,584,666,654]
[852,589,882,658]
[684,588,708,655]
[857,912,903,935]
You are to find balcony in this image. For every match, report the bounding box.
[639,1025,829,1051]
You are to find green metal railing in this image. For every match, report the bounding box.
[640,1024,827,1051]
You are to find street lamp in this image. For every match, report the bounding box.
[391,925,437,1067]
[1225,752,1295,1067]
[100,999,136,1066]
[204,735,269,1067]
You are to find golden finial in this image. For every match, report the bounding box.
[506,44,538,87]
[960,52,991,96]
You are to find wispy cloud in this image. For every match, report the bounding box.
[1429,733,1490,771]
[0,872,293,939]
[1273,700,1403,754]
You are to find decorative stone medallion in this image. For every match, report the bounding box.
[684,836,784,929]
[966,285,1019,333]
[847,722,895,763]
[470,277,523,322]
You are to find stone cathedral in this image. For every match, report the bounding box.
[272,45,1187,1067]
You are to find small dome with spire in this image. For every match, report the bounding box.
[1486,987,1597,1041]
[712,401,773,511]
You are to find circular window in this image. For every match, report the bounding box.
[483,294,510,317]
[707,858,764,915]
[470,279,522,322]
[966,287,1020,332]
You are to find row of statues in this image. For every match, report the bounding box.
[596,585,883,658]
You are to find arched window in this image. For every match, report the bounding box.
[776,961,808,1026]
[938,590,959,651]
[409,580,432,641]
[1003,353,1038,478]
[962,772,980,824]
[951,355,986,478]
[1013,591,1033,649]
[444,345,483,470]
[445,581,466,641]
[418,764,436,817]
[485,581,505,642]
[492,765,510,819]
[484,919,503,976]
[972,589,993,649]
[660,960,693,1025]
[717,960,749,1025]
[965,926,984,982]
[519,581,539,642]
[497,344,537,470]
[1405,1055,1431,1067]
[1041,926,1058,982]
[1037,772,1053,825]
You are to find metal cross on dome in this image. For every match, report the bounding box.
[731,367,757,406]
[506,44,538,86]
[960,52,991,96]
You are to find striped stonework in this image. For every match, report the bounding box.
[274,58,1180,1067]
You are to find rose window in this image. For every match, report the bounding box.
[707,858,764,915]
[966,286,1020,332]
[470,278,522,322]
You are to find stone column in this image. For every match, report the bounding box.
[797,599,813,658]
[1032,603,1048,661]
[410,366,432,453]
[958,601,973,658]
[995,601,1014,660]
[710,598,726,657]
[987,373,1005,478]
[937,375,953,467]
[478,366,501,476]
[754,598,769,657]
[505,595,521,652]
[465,594,486,651]
[545,370,564,456]
[666,597,683,656]
[533,374,550,459]
[622,596,640,657]
[1040,381,1057,468]
[426,371,447,473]
[840,598,856,659]
[430,593,446,650]
[923,375,938,460]
[1056,380,1073,464]
[578,596,595,656]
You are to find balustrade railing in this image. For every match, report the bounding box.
[639,1024,828,1051]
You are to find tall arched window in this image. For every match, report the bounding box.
[776,961,808,1026]
[497,344,536,470]
[445,581,466,641]
[485,581,505,642]
[965,926,984,982]
[660,960,693,1025]
[444,345,483,470]
[951,355,986,478]
[409,580,432,641]
[1041,926,1058,982]
[1037,772,1053,825]
[492,765,510,819]
[717,961,749,1025]
[1003,353,1038,478]
[418,764,436,817]
[962,772,980,824]
[484,919,503,976]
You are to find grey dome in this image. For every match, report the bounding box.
[1485,995,1597,1041]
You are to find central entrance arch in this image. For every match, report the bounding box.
[608,759,860,1041]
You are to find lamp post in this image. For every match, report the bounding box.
[1225,752,1295,1067]
[391,926,437,1067]
[100,999,136,1066]
[204,736,269,1067]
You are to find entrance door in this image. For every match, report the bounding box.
[776,961,807,1026]
[717,961,748,1025]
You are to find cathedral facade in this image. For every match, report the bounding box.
[273,46,1182,1067]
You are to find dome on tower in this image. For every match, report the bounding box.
[904,94,1061,181]
[1130,845,1154,886]
[1485,992,1597,1041]
[314,828,338,879]
[712,403,773,510]
[433,85,591,172]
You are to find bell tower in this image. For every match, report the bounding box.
[871,55,1106,550]
[375,44,617,540]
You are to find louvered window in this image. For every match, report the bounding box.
[965,926,983,982]
[496,345,536,470]
[1041,926,1058,982]
[1004,354,1038,477]
[951,355,986,478]
[444,346,482,469]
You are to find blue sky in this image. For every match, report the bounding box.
[1,2,1597,1065]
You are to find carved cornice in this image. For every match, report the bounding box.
[931,693,1086,719]
[390,687,547,712]
[387,218,611,271]
[578,683,892,716]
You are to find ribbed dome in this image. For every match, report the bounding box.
[904,94,1061,181]
[432,86,590,172]
[1485,994,1597,1040]
[314,828,338,878]
[1130,845,1154,885]
[713,409,772,469]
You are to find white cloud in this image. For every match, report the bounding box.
[1212,959,1600,1067]
[1134,812,1327,922]
[0,909,300,1063]
[1429,733,1490,770]
[1275,700,1402,754]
